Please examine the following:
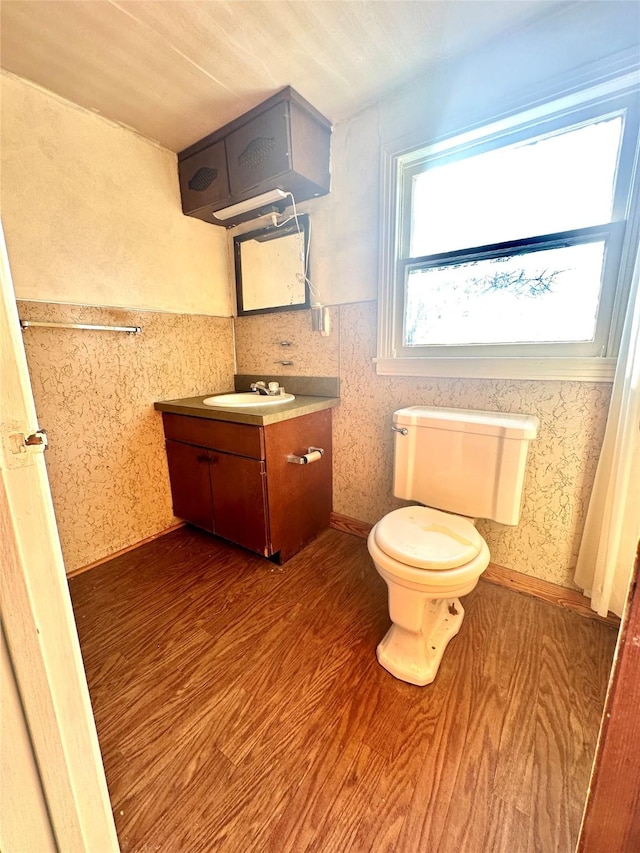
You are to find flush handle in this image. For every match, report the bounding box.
[391,426,408,436]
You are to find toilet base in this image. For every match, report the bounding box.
[376,597,464,686]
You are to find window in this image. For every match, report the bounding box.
[377,73,640,380]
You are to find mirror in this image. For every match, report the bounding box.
[234,214,310,315]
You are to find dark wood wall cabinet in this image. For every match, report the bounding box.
[178,87,331,227]
[161,410,332,563]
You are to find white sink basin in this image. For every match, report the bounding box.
[203,392,295,408]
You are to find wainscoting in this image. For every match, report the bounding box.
[18,300,234,573]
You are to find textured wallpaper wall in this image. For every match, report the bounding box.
[18,301,234,573]
[235,308,340,377]
[235,302,612,589]
[18,297,611,585]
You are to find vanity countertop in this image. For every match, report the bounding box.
[154,393,340,426]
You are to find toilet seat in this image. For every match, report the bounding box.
[373,506,483,571]
[368,524,490,593]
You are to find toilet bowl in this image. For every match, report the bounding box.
[368,505,490,686]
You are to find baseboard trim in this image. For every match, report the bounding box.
[482,562,619,627]
[330,512,372,540]
[66,522,186,579]
[329,512,619,627]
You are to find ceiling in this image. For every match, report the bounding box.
[0,0,570,152]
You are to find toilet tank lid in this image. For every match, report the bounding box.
[393,406,539,440]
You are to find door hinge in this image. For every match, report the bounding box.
[9,429,48,455]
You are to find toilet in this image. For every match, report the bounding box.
[368,405,539,686]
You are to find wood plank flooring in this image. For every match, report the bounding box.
[69,527,617,853]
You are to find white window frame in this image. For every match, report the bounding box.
[376,70,640,382]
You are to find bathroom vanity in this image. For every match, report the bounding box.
[155,385,338,563]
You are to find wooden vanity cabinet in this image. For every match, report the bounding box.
[161,409,332,562]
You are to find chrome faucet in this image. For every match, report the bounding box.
[250,380,285,396]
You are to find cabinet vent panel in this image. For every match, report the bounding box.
[238,137,277,170]
[188,166,218,192]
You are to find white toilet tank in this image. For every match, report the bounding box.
[392,406,539,526]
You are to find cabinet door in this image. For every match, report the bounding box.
[209,451,270,555]
[178,140,230,215]
[165,440,214,532]
[226,102,291,196]
[264,409,332,562]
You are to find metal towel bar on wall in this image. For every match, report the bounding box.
[20,320,142,334]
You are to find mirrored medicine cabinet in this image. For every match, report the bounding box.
[234,214,310,316]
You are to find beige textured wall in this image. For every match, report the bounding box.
[235,308,340,377]
[305,105,381,306]
[2,72,236,573]
[1,72,233,316]
[18,301,234,573]
[234,303,611,589]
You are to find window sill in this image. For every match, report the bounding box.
[373,357,616,382]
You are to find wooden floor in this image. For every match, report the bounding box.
[69,527,617,853]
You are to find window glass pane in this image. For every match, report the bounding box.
[404,242,605,347]
[410,117,622,257]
